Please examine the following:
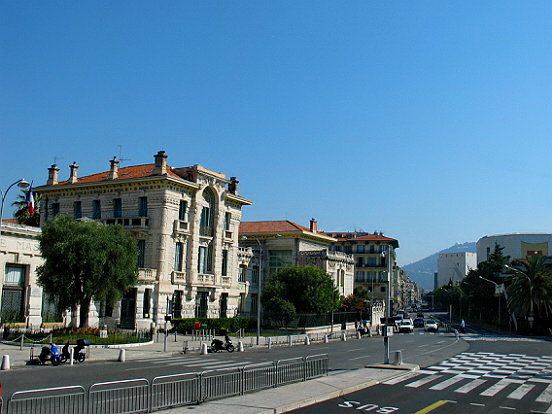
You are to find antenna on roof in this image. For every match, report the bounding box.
[117,145,131,165]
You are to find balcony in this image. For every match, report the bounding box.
[224,230,233,239]
[173,220,189,235]
[171,271,187,284]
[196,273,215,286]
[221,276,232,286]
[138,268,157,283]
[102,210,150,228]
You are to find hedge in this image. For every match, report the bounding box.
[171,316,256,334]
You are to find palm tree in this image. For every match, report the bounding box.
[506,256,552,330]
[11,188,41,226]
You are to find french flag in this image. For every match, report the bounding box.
[26,183,35,216]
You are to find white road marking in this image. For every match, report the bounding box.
[470,403,485,407]
[480,380,511,397]
[348,348,364,352]
[498,406,516,411]
[536,383,552,404]
[455,379,487,394]
[507,384,535,400]
[429,375,465,390]
[405,375,443,388]
[349,355,372,361]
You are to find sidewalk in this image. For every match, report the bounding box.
[161,364,419,414]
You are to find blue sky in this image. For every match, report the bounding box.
[1,2,551,266]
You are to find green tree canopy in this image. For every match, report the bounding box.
[37,215,138,327]
[261,266,340,326]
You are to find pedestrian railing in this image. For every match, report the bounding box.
[8,385,85,414]
[3,354,328,414]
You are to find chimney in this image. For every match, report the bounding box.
[108,157,119,180]
[228,177,239,195]
[47,164,60,185]
[69,161,79,184]
[154,150,168,175]
[309,218,318,233]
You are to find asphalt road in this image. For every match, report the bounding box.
[289,334,552,414]
[0,329,465,398]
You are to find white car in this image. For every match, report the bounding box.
[398,319,414,333]
[424,319,439,332]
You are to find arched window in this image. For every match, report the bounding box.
[200,188,215,236]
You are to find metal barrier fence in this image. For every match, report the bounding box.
[4,354,328,414]
[8,385,85,414]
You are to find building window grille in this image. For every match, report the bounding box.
[113,198,122,218]
[138,197,148,217]
[92,200,101,219]
[137,240,145,268]
[175,242,183,272]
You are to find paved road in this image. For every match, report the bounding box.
[0,329,465,398]
[289,334,552,413]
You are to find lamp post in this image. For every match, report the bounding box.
[478,276,504,328]
[504,264,534,330]
[382,245,392,364]
[0,179,30,238]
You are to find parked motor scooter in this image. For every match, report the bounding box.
[210,336,234,353]
[39,343,61,366]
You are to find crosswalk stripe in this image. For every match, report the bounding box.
[429,376,465,390]
[455,379,487,394]
[507,384,535,400]
[480,380,510,397]
[406,375,443,388]
[536,384,552,404]
[383,371,423,385]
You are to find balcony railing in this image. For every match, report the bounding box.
[173,219,189,234]
[171,271,187,284]
[138,268,157,282]
[196,273,215,285]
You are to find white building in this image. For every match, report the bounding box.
[476,233,552,264]
[436,252,477,290]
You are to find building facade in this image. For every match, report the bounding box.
[326,232,400,308]
[35,151,252,329]
[436,252,477,290]
[476,233,552,264]
[237,219,355,316]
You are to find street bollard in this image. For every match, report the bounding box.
[238,341,244,352]
[20,334,24,350]
[305,336,310,345]
[267,338,272,349]
[356,331,361,340]
[117,349,126,362]
[393,350,403,366]
[324,334,329,344]
[341,332,347,342]
[183,340,188,354]
[288,336,293,347]
[1,355,10,370]
[200,343,208,355]
[70,347,74,366]
[454,329,459,340]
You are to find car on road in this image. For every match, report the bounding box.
[424,319,439,332]
[398,319,414,333]
[413,318,424,328]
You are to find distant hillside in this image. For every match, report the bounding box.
[403,242,477,292]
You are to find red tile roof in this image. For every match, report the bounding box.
[56,164,180,185]
[240,220,310,234]
[325,232,399,247]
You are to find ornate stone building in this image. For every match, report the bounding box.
[35,151,252,329]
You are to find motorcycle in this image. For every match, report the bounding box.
[61,338,90,364]
[38,343,61,366]
[210,336,234,353]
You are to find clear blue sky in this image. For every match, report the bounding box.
[1,2,551,266]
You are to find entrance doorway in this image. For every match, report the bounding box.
[120,288,137,329]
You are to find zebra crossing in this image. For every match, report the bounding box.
[383,352,552,406]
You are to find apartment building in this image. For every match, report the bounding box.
[35,151,252,329]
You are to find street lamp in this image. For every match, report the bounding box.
[478,276,504,328]
[381,245,392,364]
[0,179,30,238]
[504,264,534,330]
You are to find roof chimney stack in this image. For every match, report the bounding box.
[309,218,318,233]
[69,161,79,184]
[154,150,168,175]
[228,177,239,195]
[108,157,119,180]
[47,164,60,185]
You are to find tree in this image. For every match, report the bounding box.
[261,266,340,324]
[37,215,138,327]
[263,297,296,327]
[507,256,552,330]
[11,188,41,226]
